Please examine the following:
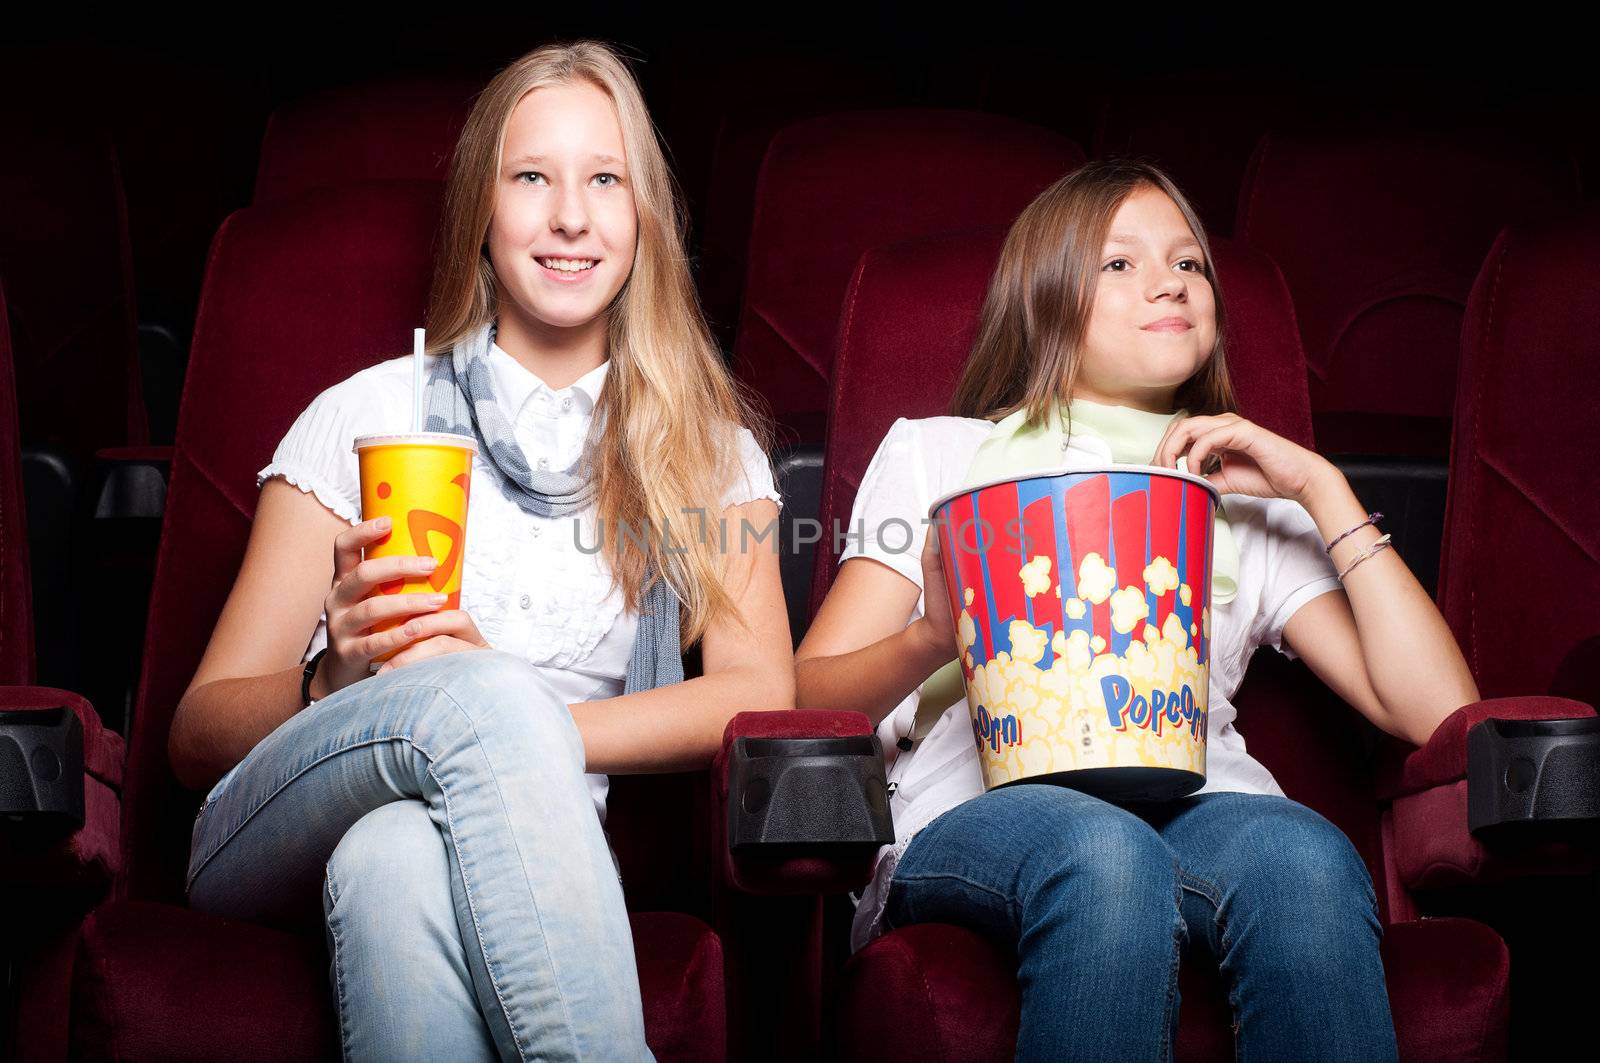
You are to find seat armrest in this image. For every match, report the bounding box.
[715,709,887,895]
[0,686,124,890]
[1377,696,1595,800]
[1377,697,1599,892]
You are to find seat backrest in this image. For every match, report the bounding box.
[1236,125,1580,457]
[252,76,483,203]
[120,181,442,902]
[1091,76,1310,238]
[807,228,1394,917]
[732,110,1083,443]
[678,56,911,346]
[1440,206,1600,705]
[0,117,145,457]
[0,281,35,686]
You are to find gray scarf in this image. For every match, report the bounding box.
[423,321,684,694]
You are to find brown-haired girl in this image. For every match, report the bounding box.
[796,159,1476,1061]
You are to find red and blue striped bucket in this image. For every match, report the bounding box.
[928,465,1218,802]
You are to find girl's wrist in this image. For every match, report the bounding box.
[1295,460,1353,513]
[905,616,955,674]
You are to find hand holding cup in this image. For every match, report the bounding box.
[318,516,452,696]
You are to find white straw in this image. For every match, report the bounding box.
[412,327,426,433]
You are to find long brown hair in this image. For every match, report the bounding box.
[427,41,770,647]
[951,159,1239,431]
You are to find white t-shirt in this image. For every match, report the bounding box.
[258,345,783,825]
[839,416,1343,953]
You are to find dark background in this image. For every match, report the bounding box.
[4,12,1594,389]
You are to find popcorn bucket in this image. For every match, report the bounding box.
[927,466,1219,803]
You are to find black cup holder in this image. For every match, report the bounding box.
[726,735,895,858]
[0,706,86,847]
[1467,716,1600,843]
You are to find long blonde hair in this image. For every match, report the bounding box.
[427,41,768,647]
[952,159,1239,429]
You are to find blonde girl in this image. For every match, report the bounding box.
[171,41,792,1061]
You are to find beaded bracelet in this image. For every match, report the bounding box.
[1325,511,1384,554]
[1337,533,1393,580]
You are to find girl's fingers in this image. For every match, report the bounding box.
[343,591,449,635]
[333,517,392,579]
[355,625,420,665]
[377,636,478,674]
[1152,416,1193,468]
[1156,415,1217,467]
[376,609,485,648]
[333,553,439,607]
[1187,423,1250,476]
[1155,413,1249,468]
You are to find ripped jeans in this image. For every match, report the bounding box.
[185,650,653,1063]
[884,785,1398,1063]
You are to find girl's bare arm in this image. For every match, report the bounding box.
[1283,466,1480,747]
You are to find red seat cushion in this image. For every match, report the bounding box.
[69,901,723,1062]
[835,916,1505,1062]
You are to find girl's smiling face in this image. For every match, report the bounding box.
[487,80,638,339]
[1075,185,1217,413]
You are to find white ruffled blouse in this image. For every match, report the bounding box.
[257,343,783,823]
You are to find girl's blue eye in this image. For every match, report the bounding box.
[517,172,545,185]
[593,173,620,187]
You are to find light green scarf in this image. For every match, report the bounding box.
[906,398,1237,747]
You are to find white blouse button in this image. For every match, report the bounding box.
[537,457,549,470]
[519,594,532,610]
[530,523,542,536]
[561,396,573,410]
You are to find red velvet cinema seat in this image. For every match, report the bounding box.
[251,75,485,203]
[731,110,1084,446]
[1,281,128,1050]
[1440,206,1600,708]
[811,229,1526,1062]
[1396,207,1600,1059]
[1089,75,1311,239]
[6,179,871,1062]
[664,53,911,349]
[1235,125,1580,459]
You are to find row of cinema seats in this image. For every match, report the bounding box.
[6,83,1586,731]
[239,79,1586,463]
[3,168,1598,1059]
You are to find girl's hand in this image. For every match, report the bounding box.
[374,611,491,673]
[909,521,960,663]
[1152,413,1335,505]
[320,516,455,694]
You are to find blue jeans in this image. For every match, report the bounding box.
[185,650,653,1063]
[885,785,1398,1063]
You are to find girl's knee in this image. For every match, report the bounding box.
[1234,802,1379,928]
[396,650,579,745]
[325,800,449,917]
[991,786,1178,897]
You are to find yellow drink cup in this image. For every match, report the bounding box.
[353,432,477,662]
